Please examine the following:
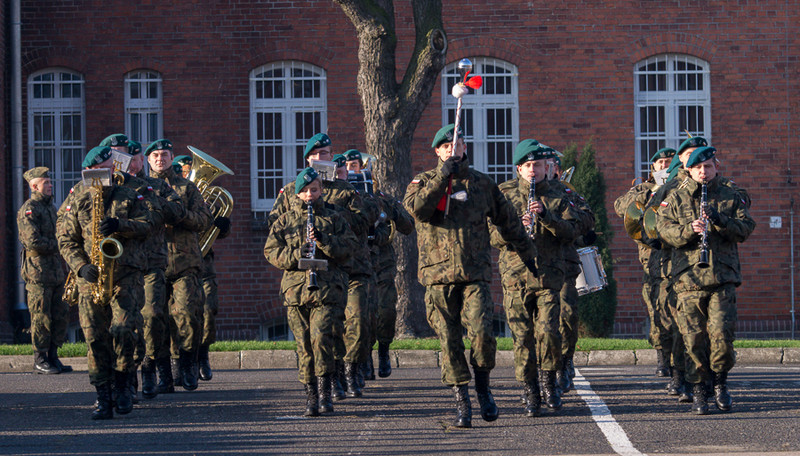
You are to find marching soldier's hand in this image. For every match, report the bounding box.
[301,243,314,258]
[439,156,460,178]
[99,217,120,236]
[213,216,231,233]
[705,205,722,226]
[78,264,100,283]
[524,258,538,278]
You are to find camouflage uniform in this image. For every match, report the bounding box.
[404,156,536,386]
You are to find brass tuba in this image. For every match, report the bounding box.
[186,146,234,257]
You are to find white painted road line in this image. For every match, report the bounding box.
[573,368,646,456]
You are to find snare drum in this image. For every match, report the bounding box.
[575,246,607,296]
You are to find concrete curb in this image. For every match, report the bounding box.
[1,347,797,373]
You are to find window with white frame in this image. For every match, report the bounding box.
[28,69,85,205]
[634,54,711,178]
[250,61,327,213]
[124,70,163,144]
[441,58,519,184]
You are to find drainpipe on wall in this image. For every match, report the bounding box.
[11,0,27,327]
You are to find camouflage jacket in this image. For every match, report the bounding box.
[613,180,662,277]
[264,196,358,307]
[17,192,65,285]
[129,171,186,270]
[491,178,581,291]
[552,180,596,276]
[370,190,415,282]
[404,155,536,286]
[150,167,212,278]
[656,175,755,291]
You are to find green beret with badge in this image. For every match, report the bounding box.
[295,167,320,194]
[431,124,463,148]
[23,166,50,182]
[513,139,548,165]
[99,133,129,148]
[344,149,363,163]
[685,146,716,168]
[677,136,708,155]
[128,140,142,156]
[145,139,173,156]
[82,146,113,168]
[651,147,676,162]
[332,154,347,168]
[304,133,332,158]
[173,155,193,167]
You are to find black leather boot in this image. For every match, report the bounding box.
[678,377,694,403]
[171,357,183,388]
[156,357,175,394]
[474,370,499,422]
[356,362,366,388]
[304,380,319,417]
[114,370,133,415]
[141,358,158,399]
[48,344,72,373]
[713,371,732,412]
[667,368,684,396]
[523,380,541,417]
[566,355,575,379]
[318,374,334,414]
[345,362,362,398]
[656,350,671,377]
[34,351,60,374]
[556,357,572,394]
[91,383,114,420]
[543,370,562,410]
[199,345,212,381]
[129,368,140,404]
[332,360,346,401]
[691,382,709,415]
[378,341,392,378]
[364,352,375,381]
[452,384,472,428]
[179,349,198,391]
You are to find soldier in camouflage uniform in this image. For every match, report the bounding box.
[404,124,537,428]
[265,168,359,417]
[18,167,70,375]
[491,140,582,416]
[57,146,154,419]
[656,146,754,415]
[147,139,213,392]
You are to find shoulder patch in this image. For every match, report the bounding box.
[137,194,144,200]
[411,179,421,184]
[569,201,575,207]
[65,205,71,212]
[25,210,32,216]
[279,188,284,194]
[69,188,74,194]
[565,188,572,193]
[741,199,746,205]
[660,201,669,207]
[147,186,153,191]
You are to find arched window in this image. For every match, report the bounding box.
[441,58,519,184]
[634,54,711,177]
[27,68,85,204]
[250,61,327,213]
[124,70,163,144]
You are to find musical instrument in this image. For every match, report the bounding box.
[560,166,575,183]
[310,160,337,182]
[698,181,710,268]
[347,170,374,195]
[526,177,536,239]
[623,201,645,241]
[298,204,328,290]
[575,246,608,296]
[186,146,234,257]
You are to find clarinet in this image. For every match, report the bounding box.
[526,176,536,239]
[304,204,320,290]
[697,181,710,268]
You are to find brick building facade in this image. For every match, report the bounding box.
[1,1,798,342]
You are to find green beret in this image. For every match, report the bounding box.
[332,154,347,168]
[128,140,142,156]
[651,147,676,162]
[173,155,193,167]
[344,149,362,163]
[99,133,129,148]
[82,146,113,168]
[677,136,708,155]
[512,139,548,165]
[295,167,320,194]
[666,153,683,173]
[23,166,50,182]
[145,139,173,156]
[304,133,332,158]
[685,146,716,168]
[431,124,463,149]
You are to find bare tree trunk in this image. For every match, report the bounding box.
[334,0,447,337]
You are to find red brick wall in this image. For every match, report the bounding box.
[4,1,798,339]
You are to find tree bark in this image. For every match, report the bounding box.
[333,0,446,337]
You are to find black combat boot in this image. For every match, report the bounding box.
[523,380,541,417]
[199,345,212,381]
[332,360,346,401]
[156,357,175,394]
[356,362,366,388]
[364,352,376,381]
[91,383,114,420]
[304,380,320,417]
[543,370,562,410]
[129,368,140,404]
[678,375,694,403]
[667,368,684,396]
[557,356,572,393]
[345,362,362,398]
[179,349,198,391]
[114,370,133,415]
[691,382,709,415]
[655,349,671,377]
[171,357,183,388]
[713,371,732,412]
[452,384,472,428]
[474,370,499,422]
[378,341,392,378]
[34,351,60,374]
[566,355,575,379]
[141,358,158,399]
[48,344,72,373]
[318,374,334,414]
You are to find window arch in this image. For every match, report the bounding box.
[634,54,711,177]
[27,68,85,205]
[250,61,327,212]
[124,70,163,144]
[441,57,519,184]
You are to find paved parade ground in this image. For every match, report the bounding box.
[1,364,799,456]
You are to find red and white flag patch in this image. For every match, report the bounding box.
[65,205,71,212]
[411,179,421,184]
[137,194,144,200]
[25,210,32,215]
[660,201,669,207]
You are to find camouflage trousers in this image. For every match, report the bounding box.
[559,275,579,359]
[425,282,496,386]
[132,272,145,365]
[25,282,69,352]
[503,285,562,379]
[142,268,169,360]
[288,303,342,384]
[201,274,218,348]
[79,273,141,386]
[333,277,371,364]
[643,274,674,354]
[374,277,398,345]
[662,280,687,373]
[675,284,737,384]
[167,272,203,356]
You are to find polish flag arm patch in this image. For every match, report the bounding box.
[660,201,669,207]
[411,179,421,185]
[25,210,32,216]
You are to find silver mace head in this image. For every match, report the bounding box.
[457,58,473,81]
